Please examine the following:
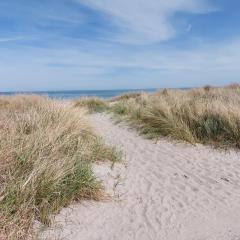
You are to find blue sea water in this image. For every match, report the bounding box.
[0,89,157,99]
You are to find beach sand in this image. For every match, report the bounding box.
[41,113,240,240]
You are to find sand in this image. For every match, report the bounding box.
[40,113,240,240]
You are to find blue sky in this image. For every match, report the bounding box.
[0,0,240,91]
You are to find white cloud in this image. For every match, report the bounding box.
[1,38,240,91]
[77,0,214,44]
[0,36,27,42]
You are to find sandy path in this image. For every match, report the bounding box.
[42,113,240,240]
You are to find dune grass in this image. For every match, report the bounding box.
[109,92,142,102]
[0,95,120,239]
[108,85,240,148]
[75,97,109,113]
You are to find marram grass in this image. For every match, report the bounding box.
[0,95,120,239]
[108,85,240,148]
[75,97,109,113]
[74,86,240,148]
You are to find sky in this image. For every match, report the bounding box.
[0,0,240,91]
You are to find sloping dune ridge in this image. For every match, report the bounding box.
[42,113,240,240]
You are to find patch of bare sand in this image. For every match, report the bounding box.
[40,113,240,240]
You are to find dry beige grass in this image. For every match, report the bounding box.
[109,92,142,102]
[109,85,240,148]
[0,95,120,240]
[75,97,109,113]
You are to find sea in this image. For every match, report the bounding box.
[0,89,158,100]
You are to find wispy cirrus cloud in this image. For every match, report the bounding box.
[0,37,25,42]
[0,1,87,45]
[77,0,215,44]
[1,36,240,91]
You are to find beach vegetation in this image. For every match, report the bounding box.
[74,97,109,113]
[108,85,240,148]
[110,92,142,102]
[0,95,120,239]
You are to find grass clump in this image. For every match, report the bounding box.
[75,97,109,113]
[108,85,240,148]
[110,92,142,102]
[0,95,120,239]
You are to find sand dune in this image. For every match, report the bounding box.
[41,113,240,240]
